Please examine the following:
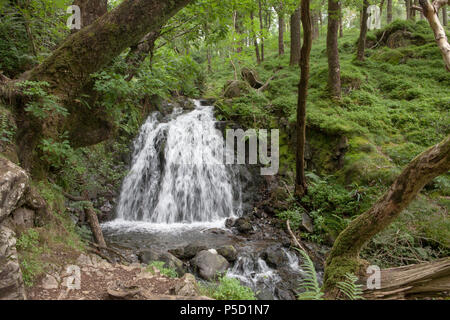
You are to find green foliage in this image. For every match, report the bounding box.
[38,132,74,170]
[200,275,256,300]
[336,273,364,300]
[295,248,324,300]
[0,108,16,145]
[146,261,178,278]
[17,81,68,120]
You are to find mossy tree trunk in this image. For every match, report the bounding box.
[327,0,341,98]
[324,136,450,296]
[72,0,108,31]
[12,0,191,172]
[295,0,312,199]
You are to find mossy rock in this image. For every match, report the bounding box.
[223,80,250,98]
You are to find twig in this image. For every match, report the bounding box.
[257,69,281,92]
[370,29,387,49]
[87,248,114,264]
[286,220,307,252]
[89,241,130,264]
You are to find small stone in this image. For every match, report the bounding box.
[42,274,59,290]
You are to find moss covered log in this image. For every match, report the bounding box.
[324,136,450,295]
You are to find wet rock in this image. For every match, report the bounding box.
[257,288,275,300]
[217,245,238,262]
[275,287,295,300]
[191,250,229,280]
[170,243,208,260]
[0,225,26,300]
[172,273,199,296]
[235,217,253,234]
[261,246,287,269]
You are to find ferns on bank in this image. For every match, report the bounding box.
[295,248,324,300]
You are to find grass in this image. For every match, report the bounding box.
[199,275,256,300]
[146,261,178,278]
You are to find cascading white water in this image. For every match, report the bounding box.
[115,100,241,224]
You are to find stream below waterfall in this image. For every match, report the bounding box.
[102,99,306,300]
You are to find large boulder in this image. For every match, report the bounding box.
[0,225,26,300]
[261,245,288,269]
[235,217,253,234]
[191,250,229,280]
[223,80,250,98]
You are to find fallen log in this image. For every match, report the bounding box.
[361,257,450,299]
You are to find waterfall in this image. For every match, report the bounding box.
[115,100,241,224]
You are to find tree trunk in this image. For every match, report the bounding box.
[387,0,393,23]
[380,0,386,17]
[85,205,107,248]
[295,0,312,198]
[72,0,108,31]
[339,4,344,37]
[250,11,261,65]
[14,0,191,171]
[324,136,450,294]
[406,0,412,20]
[258,0,265,61]
[327,0,341,98]
[278,10,285,55]
[290,7,301,66]
[312,12,319,40]
[234,11,244,53]
[357,0,369,61]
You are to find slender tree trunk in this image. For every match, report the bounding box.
[324,136,450,295]
[278,9,285,55]
[387,0,393,23]
[357,0,369,61]
[258,0,265,61]
[251,11,261,64]
[339,4,344,37]
[380,0,386,18]
[327,0,341,98]
[312,12,319,40]
[290,7,302,66]
[406,0,412,20]
[412,0,417,20]
[295,0,312,198]
[234,11,244,53]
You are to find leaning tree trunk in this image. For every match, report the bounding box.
[387,0,393,23]
[324,136,450,295]
[250,11,261,65]
[357,0,369,61]
[327,0,342,98]
[418,0,450,71]
[12,0,191,171]
[290,7,301,66]
[295,0,312,199]
[72,0,108,31]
